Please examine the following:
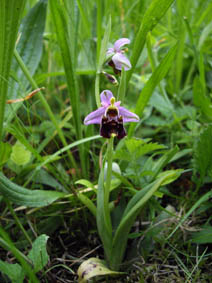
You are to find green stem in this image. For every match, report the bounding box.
[6,199,32,245]
[14,49,78,177]
[104,137,114,232]
[95,73,101,108]
[117,66,126,102]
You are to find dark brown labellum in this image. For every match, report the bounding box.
[100,115,126,139]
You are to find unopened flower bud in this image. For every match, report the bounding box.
[102,71,118,85]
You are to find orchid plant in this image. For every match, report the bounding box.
[78,36,181,278]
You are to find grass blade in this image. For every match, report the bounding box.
[167,191,212,240]
[49,0,81,139]
[0,0,26,139]
[126,0,175,87]
[49,0,87,176]
[128,43,177,137]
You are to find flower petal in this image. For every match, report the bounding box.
[114,38,130,52]
[84,107,105,125]
[115,101,121,107]
[112,53,131,71]
[100,90,114,107]
[118,106,139,123]
[106,48,115,61]
[106,48,114,55]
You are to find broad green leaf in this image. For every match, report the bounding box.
[194,125,212,183]
[149,92,174,118]
[77,258,123,283]
[0,0,26,138]
[7,125,45,162]
[126,0,175,86]
[191,227,212,244]
[27,234,49,273]
[157,169,183,186]
[110,170,181,270]
[0,261,24,283]
[29,168,64,191]
[151,146,179,180]
[125,138,165,158]
[0,142,12,166]
[123,169,182,219]
[10,141,31,166]
[75,179,96,192]
[5,0,47,126]
[9,0,47,100]
[0,172,65,207]
[128,44,177,137]
[0,227,39,282]
[125,138,145,153]
[114,138,165,161]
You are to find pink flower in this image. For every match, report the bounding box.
[84,90,139,139]
[107,38,131,72]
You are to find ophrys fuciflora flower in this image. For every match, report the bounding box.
[106,38,131,74]
[84,90,139,139]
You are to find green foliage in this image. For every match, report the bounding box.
[127,0,176,85]
[5,0,47,125]
[0,172,65,207]
[192,226,212,244]
[129,43,177,136]
[10,141,31,166]
[110,170,182,270]
[0,261,24,283]
[27,234,49,273]
[0,0,26,138]
[193,125,212,183]
[0,0,212,281]
[0,142,12,166]
[114,137,165,161]
[193,76,212,121]
[0,234,49,282]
